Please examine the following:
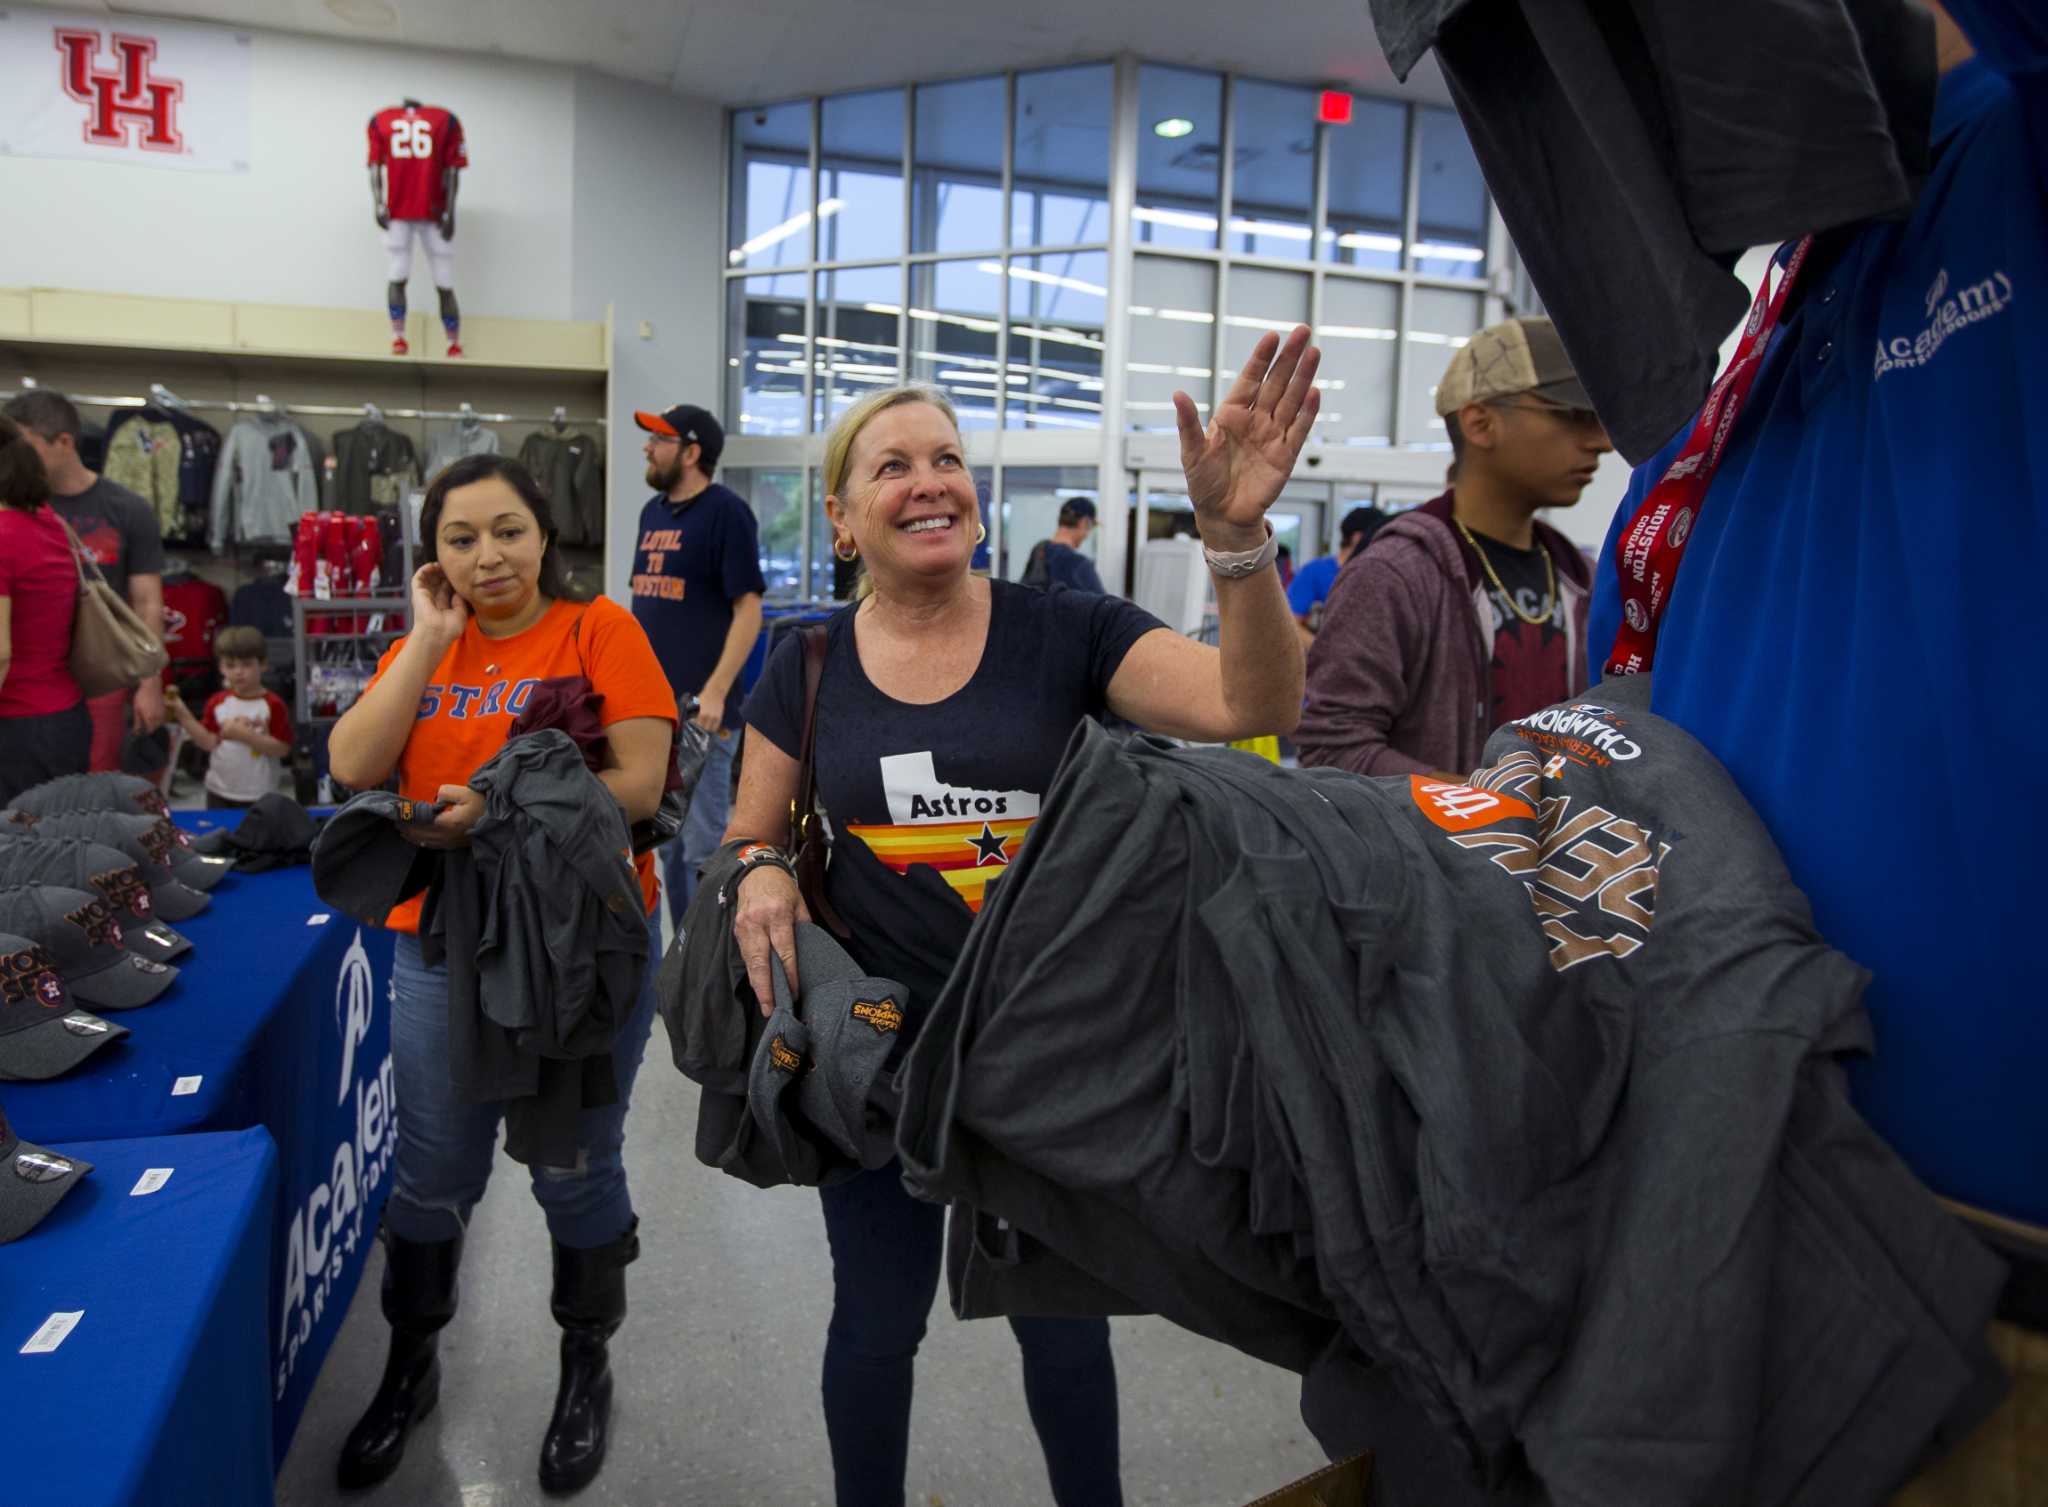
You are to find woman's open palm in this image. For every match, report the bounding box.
[1173,324,1322,545]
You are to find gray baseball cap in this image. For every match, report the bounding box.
[11,813,212,922]
[6,772,168,821]
[1435,315,1596,416]
[0,887,178,1011]
[0,836,189,962]
[0,1101,95,1241]
[770,923,905,1170]
[0,932,129,1084]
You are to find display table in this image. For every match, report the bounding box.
[0,823,396,1465]
[0,1129,277,1507]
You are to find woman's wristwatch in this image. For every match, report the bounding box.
[1203,522,1279,579]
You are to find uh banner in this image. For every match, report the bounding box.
[271,921,396,1462]
[0,7,252,173]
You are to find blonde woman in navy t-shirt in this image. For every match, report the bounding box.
[725,327,1322,1507]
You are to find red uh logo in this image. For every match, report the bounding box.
[55,29,185,153]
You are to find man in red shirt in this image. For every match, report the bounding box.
[368,101,467,358]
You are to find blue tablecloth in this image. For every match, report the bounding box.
[0,1129,277,1507]
[0,823,396,1465]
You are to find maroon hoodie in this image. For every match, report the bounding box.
[1296,492,1590,778]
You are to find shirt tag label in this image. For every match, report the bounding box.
[21,1312,83,1354]
[130,1168,174,1196]
[171,1075,202,1096]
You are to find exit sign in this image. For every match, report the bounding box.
[1318,90,1354,125]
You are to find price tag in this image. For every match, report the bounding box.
[130,1168,174,1196]
[20,1312,83,1354]
[306,913,331,926]
[171,1075,202,1096]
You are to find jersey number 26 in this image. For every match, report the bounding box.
[389,118,434,158]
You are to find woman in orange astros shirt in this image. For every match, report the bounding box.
[326,454,675,1496]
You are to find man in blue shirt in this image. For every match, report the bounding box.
[1020,498,1105,594]
[629,403,765,926]
[1590,3,2044,1483]
[1287,505,1388,647]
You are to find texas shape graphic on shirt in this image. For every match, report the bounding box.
[845,751,1041,912]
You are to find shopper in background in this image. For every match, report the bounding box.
[0,414,88,804]
[164,625,293,809]
[1295,318,1609,779]
[627,402,766,929]
[1587,7,2043,1494]
[326,454,676,1494]
[1019,496,1106,594]
[1288,505,1389,647]
[1,390,166,767]
[722,328,1317,1507]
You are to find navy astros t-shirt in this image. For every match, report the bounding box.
[744,578,1163,1011]
[629,482,767,731]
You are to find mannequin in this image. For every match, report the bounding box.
[368,96,468,358]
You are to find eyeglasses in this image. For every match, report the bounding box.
[1494,398,1606,433]
[643,433,682,448]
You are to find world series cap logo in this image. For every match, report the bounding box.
[64,901,123,951]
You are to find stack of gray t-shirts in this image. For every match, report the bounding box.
[312,729,648,1168]
[896,678,2008,1507]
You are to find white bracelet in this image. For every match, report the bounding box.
[1203,524,1278,579]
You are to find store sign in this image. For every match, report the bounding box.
[271,925,395,1461]
[0,8,251,172]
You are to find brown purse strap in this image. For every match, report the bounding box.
[791,624,850,937]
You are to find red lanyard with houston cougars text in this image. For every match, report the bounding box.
[1605,236,1813,677]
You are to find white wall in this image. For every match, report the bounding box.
[0,27,577,318]
[565,73,725,598]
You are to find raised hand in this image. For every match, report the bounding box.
[1173,325,1322,551]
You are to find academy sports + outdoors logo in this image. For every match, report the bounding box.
[1875,266,2015,379]
[55,29,185,153]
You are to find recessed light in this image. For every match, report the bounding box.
[1153,118,1195,139]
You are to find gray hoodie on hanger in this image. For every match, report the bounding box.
[207,412,320,552]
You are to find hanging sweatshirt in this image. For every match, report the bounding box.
[208,414,319,552]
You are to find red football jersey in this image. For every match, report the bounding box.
[160,575,228,676]
[367,104,467,221]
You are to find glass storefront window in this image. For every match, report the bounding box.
[728,101,812,272]
[1412,106,1489,277]
[908,260,1003,430]
[1221,265,1309,389]
[913,76,1004,255]
[1135,66,1223,252]
[722,468,807,597]
[727,273,807,436]
[1227,80,1317,261]
[813,265,902,430]
[999,467,1101,582]
[1317,276,1400,447]
[1127,256,1217,434]
[1322,97,1408,271]
[1002,252,1107,432]
[819,89,905,263]
[1402,286,1484,448]
[1012,64,1112,249]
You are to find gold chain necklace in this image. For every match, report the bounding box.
[1455,516,1556,628]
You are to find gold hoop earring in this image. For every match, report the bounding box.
[975,522,988,545]
[833,537,860,562]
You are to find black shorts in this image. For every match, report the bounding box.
[0,702,92,805]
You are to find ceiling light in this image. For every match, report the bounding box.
[727,198,845,265]
[975,261,1108,299]
[1153,118,1195,139]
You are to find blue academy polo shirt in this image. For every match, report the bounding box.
[1286,553,1341,619]
[1590,21,2046,1229]
[629,482,767,731]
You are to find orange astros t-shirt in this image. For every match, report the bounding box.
[365,594,677,932]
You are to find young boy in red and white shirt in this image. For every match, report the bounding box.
[166,625,293,809]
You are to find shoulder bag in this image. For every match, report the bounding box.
[791,624,851,937]
[573,602,706,856]
[55,511,167,697]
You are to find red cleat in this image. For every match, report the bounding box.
[390,336,409,356]
[446,340,465,359]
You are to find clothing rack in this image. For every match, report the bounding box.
[9,378,605,427]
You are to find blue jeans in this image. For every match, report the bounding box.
[818,1164,1123,1507]
[661,724,736,931]
[383,910,661,1249]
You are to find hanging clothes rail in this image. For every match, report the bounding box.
[7,378,605,427]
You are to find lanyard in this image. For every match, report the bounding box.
[1605,236,1812,677]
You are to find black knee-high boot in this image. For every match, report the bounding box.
[538,1218,639,1495]
[337,1230,463,1490]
